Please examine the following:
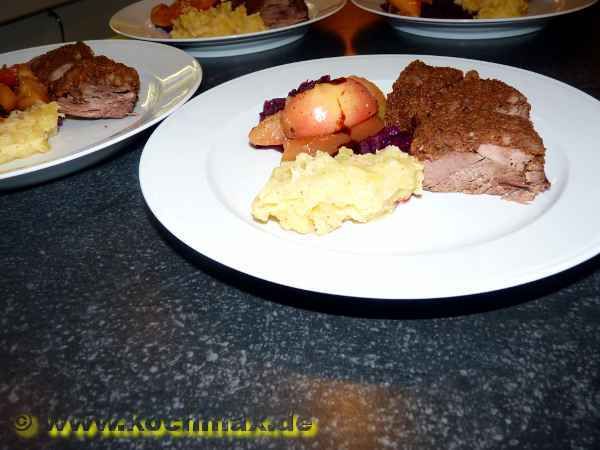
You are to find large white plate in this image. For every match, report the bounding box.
[110,0,346,57]
[139,55,600,299]
[351,0,598,39]
[0,40,201,190]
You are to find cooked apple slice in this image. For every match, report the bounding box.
[249,111,286,146]
[281,83,344,139]
[349,115,384,142]
[348,76,386,120]
[338,78,378,128]
[282,133,351,161]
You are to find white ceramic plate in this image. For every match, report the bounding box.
[139,54,600,299]
[110,0,346,57]
[351,0,598,39]
[0,40,201,190]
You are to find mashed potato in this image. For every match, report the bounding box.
[252,146,424,235]
[0,102,60,165]
[171,2,267,38]
[455,0,528,18]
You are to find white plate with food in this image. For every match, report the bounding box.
[110,0,346,57]
[139,54,600,299]
[351,0,598,39]
[0,40,201,190]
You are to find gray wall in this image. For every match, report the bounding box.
[1,1,76,24]
[0,0,136,53]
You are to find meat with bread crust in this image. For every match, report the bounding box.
[385,60,550,202]
[432,70,531,119]
[28,42,140,119]
[384,60,463,132]
[29,42,94,84]
[234,0,309,28]
[50,55,140,119]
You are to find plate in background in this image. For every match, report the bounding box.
[351,0,598,39]
[139,54,600,299]
[0,40,201,190]
[110,0,346,57]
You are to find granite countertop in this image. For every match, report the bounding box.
[2,3,600,449]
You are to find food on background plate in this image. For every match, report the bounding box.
[29,42,140,119]
[455,0,528,18]
[0,65,49,115]
[385,60,549,202]
[252,146,423,234]
[0,42,140,165]
[0,102,61,164]
[29,41,94,83]
[381,0,528,19]
[245,0,309,28]
[151,0,308,37]
[171,2,266,38]
[0,64,57,165]
[151,0,218,28]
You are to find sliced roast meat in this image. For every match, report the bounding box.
[29,41,94,84]
[384,60,463,132]
[432,71,531,119]
[242,0,309,27]
[50,55,140,119]
[386,60,550,202]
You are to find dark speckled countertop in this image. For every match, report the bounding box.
[2,2,600,449]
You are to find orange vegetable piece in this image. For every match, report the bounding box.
[0,83,17,113]
[151,4,177,27]
[16,76,49,110]
[389,0,422,16]
[0,67,17,89]
[190,0,218,10]
[151,0,217,28]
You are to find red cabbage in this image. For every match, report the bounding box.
[259,98,286,121]
[259,75,345,121]
[356,126,412,154]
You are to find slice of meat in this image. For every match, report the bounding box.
[433,70,531,119]
[385,60,550,202]
[49,55,140,119]
[243,0,309,28]
[411,108,545,159]
[384,60,463,132]
[412,109,549,201]
[29,42,94,84]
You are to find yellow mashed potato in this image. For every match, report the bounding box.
[171,2,267,38]
[0,102,60,165]
[455,0,528,18]
[252,146,424,235]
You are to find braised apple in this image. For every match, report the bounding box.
[251,74,388,161]
[282,133,352,161]
[337,78,378,129]
[348,76,386,120]
[249,111,285,146]
[280,78,380,139]
[349,115,384,142]
[280,83,343,139]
